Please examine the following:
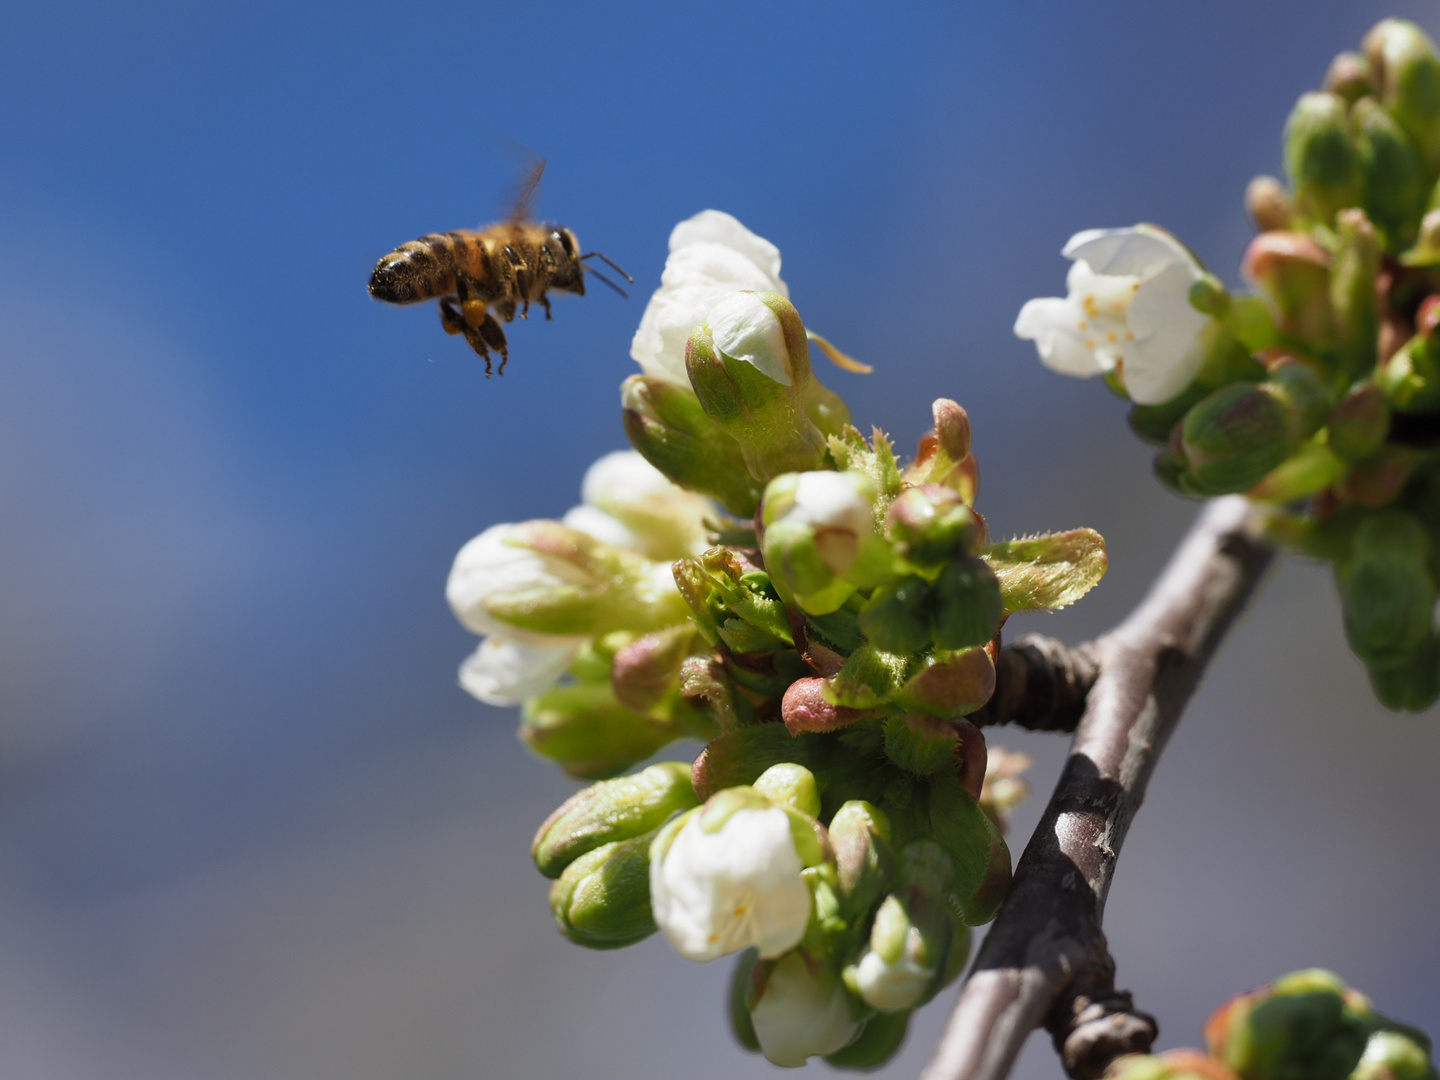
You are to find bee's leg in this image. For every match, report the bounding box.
[440,296,494,376]
[515,268,532,318]
[539,294,552,321]
[479,314,510,377]
[455,275,489,328]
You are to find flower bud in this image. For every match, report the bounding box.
[823,1010,912,1071]
[1329,210,1381,376]
[650,787,817,962]
[1241,231,1335,344]
[753,762,822,818]
[685,292,827,483]
[1352,1029,1439,1080]
[610,624,694,712]
[828,800,896,919]
[748,949,863,1067]
[848,840,955,1013]
[1205,969,1374,1080]
[1104,1050,1241,1080]
[620,373,764,516]
[761,470,879,614]
[1353,98,1428,252]
[1337,446,1417,509]
[521,681,678,779]
[930,557,1004,650]
[858,575,933,655]
[548,832,658,949]
[456,634,579,707]
[886,485,978,567]
[672,547,793,654]
[573,449,712,562]
[1283,92,1363,227]
[1245,176,1294,232]
[1363,19,1440,170]
[532,760,699,878]
[1329,383,1389,462]
[1325,51,1373,103]
[1177,383,1291,495]
[1402,208,1440,267]
[1378,334,1440,411]
[892,647,997,720]
[1366,632,1440,713]
[1341,514,1435,665]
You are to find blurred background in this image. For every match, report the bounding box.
[1,1,1437,1077]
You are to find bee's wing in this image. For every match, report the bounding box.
[504,157,546,225]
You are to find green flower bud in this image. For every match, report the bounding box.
[685,292,827,483]
[1402,208,1440,267]
[1329,383,1390,462]
[521,681,679,779]
[761,470,880,615]
[1331,210,1381,376]
[532,761,699,878]
[1378,335,1440,411]
[1366,632,1440,713]
[828,800,896,919]
[1206,970,1373,1080]
[672,547,793,654]
[729,949,762,1053]
[1129,383,1209,446]
[1179,378,1290,491]
[891,647,997,719]
[620,373,763,516]
[930,557,1004,650]
[1104,1051,1239,1080]
[1325,51,1373,104]
[859,576,933,655]
[1352,1029,1439,1080]
[827,643,910,709]
[548,832,657,949]
[748,949,863,1067]
[1241,231,1335,345]
[886,485,978,567]
[1283,92,1363,227]
[1247,175,1295,232]
[1353,100,1428,253]
[1363,19,1440,171]
[824,1009,912,1071]
[1268,364,1332,443]
[1341,513,1435,665]
[754,762,822,818]
[1246,440,1349,504]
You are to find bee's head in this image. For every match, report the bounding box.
[544,226,586,294]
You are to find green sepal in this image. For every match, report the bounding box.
[827,644,912,708]
[548,832,658,949]
[858,576,933,655]
[925,770,1011,925]
[930,557,1004,648]
[729,949,762,1053]
[521,681,679,779]
[823,1009,911,1071]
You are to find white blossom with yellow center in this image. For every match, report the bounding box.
[1015,225,1210,406]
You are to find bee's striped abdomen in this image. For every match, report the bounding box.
[369,233,461,304]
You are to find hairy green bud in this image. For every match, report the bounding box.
[1283,92,1363,227]
[1363,19,1440,170]
[549,832,657,949]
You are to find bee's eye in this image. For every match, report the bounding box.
[552,229,575,257]
[503,245,523,266]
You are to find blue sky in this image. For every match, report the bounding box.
[0,3,1437,1077]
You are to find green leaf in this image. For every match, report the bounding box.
[981,528,1107,614]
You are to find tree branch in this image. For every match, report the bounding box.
[921,496,1275,1080]
[970,633,1101,733]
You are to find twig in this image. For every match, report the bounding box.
[921,496,1275,1080]
[970,633,1101,733]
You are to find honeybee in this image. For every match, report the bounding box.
[367,160,632,375]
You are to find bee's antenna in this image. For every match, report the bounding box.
[583,263,630,298]
[581,251,635,284]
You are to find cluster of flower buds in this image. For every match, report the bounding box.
[1103,968,1436,1080]
[1018,19,1440,712]
[442,211,1105,1067]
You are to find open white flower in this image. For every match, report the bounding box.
[750,950,862,1067]
[564,449,711,561]
[446,522,594,645]
[650,802,811,962]
[1015,226,1210,405]
[457,635,579,707]
[631,210,789,385]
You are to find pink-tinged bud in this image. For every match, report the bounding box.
[1418,295,1440,339]
[781,676,882,734]
[611,625,694,712]
[1324,51,1372,102]
[893,647,997,719]
[934,398,972,462]
[1328,383,1390,463]
[1338,447,1417,509]
[690,722,805,800]
[1242,232,1335,344]
[1245,176,1294,232]
[954,720,988,802]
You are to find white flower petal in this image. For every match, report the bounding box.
[1015,298,1112,377]
[580,449,677,506]
[630,283,731,384]
[708,292,791,385]
[668,210,788,295]
[561,504,636,549]
[789,471,873,534]
[650,806,811,963]
[457,636,577,706]
[750,951,861,1067]
[1125,261,1210,404]
[1065,226,1196,279]
[854,946,936,1012]
[660,242,781,294]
